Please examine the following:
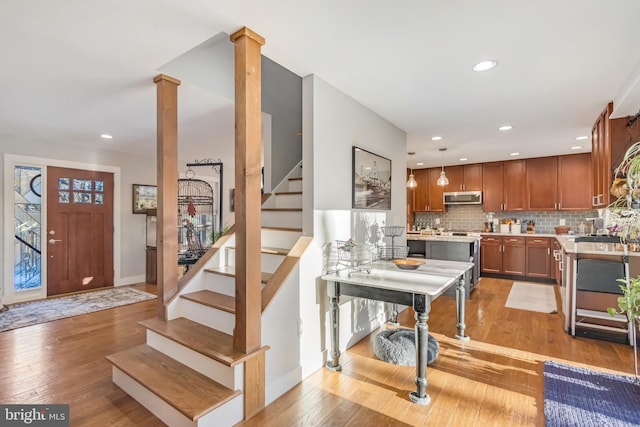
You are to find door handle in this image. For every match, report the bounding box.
[48,239,62,244]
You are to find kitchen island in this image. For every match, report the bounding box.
[321,259,473,405]
[407,233,480,299]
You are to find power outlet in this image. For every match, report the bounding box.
[435,218,441,225]
[559,219,566,226]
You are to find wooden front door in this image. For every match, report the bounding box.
[46,167,114,296]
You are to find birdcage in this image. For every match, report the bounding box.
[178,178,214,265]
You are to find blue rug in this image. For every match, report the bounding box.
[544,360,640,426]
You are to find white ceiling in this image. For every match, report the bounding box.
[3,0,640,168]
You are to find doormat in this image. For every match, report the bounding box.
[0,287,156,333]
[505,281,557,313]
[544,360,640,426]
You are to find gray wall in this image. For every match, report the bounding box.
[262,56,302,189]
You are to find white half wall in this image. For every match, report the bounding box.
[299,74,407,379]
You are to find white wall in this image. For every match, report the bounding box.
[299,75,407,378]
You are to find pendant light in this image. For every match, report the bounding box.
[436,147,449,186]
[406,152,417,188]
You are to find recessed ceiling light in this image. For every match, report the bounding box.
[459,157,468,161]
[570,145,582,150]
[100,134,113,139]
[431,136,442,141]
[510,152,520,156]
[499,125,512,131]
[575,136,588,140]
[417,162,424,166]
[472,60,498,72]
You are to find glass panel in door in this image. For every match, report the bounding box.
[13,166,42,291]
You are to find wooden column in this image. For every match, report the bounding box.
[230,27,265,353]
[153,74,180,320]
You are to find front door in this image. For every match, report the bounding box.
[46,167,114,296]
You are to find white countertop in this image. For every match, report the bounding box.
[407,235,480,243]
[321,259,474,297]
[480,232,640,256]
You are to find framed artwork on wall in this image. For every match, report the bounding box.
[352,146,391,210]
[132,184,157,214]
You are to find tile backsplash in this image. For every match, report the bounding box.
[414,205,599,234]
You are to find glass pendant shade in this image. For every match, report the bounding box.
[437,169,449,186]
[436,147,449,186]
[406,170,417,188]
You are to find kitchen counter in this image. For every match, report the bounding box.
[407,234,480,243]
[480,232,640,256]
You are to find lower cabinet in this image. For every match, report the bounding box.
[481,234,553,280]
[480,235,525,276]
[525,237,552,278]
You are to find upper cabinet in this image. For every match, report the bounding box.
[558,153,592,210]
[413,168,430,211]
[526,157,558,210]
[427,168,446,212]
[591,102,640,208]
[445,164,483,192]
[482,159,526,212]
[526,154,592,211]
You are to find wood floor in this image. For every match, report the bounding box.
[0,279,635,426]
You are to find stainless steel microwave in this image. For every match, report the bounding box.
[443,191,482,205]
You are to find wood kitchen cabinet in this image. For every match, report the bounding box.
[558,153,592,210]
[483,159,526,212]
[412,168,429,211]
[480,235,502,273]
[480,235,525,276]
[526,237,552,278]
[503,236,526,276]
[526,154,592,211]
[591,102,639,208]
[526,156,558,210]
[445,163,483,191]
[427,168,446,212]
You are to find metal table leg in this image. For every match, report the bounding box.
[409,294,431,405]
[455,273,470,341]
[326,281,342,371]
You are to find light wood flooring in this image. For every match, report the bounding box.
[0,279,635,426]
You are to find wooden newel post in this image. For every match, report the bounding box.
[153,74,180,320]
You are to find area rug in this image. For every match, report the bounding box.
[0,287,156,332]
[544,360,640,426]
[505,281,557,313]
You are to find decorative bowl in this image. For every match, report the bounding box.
[391,259,425,270]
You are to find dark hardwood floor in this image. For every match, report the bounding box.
[0,279,634,426]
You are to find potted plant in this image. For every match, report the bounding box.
[606,141,640,242]
[608,275,640,382]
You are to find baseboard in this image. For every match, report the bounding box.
[116,275,146,286]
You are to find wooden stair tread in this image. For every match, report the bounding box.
[181,290,235,313]
[204,266,273,283]
[274,191,302,195]
[261,226,303,232]
[261,207,302,212]
[106,344,240,421]
[140,317,269,366]
[227,246,289,256]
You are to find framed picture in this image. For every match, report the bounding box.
[352,146,391,210]
[132,184,157,214]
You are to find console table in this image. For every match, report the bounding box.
[321,259,473,405]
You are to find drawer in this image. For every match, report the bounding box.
[526,237,551,246]
[503,236,525,245]
[481,236,501,243]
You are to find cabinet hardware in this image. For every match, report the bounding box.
[559,260,563,271]
[547,248,550,255]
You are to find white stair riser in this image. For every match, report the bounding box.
[261,210,302,229]
[204,272,236,296]
[175,298,235,335]
[225,248,285,273]
[112,368,244,427]
[274,193,302,209]
[261,229,301,248]
[288,179,302,192]
[146,331,243,390]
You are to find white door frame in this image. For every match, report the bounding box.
[3,154,121,305]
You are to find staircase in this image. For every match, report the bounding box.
[106,163,309,427]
